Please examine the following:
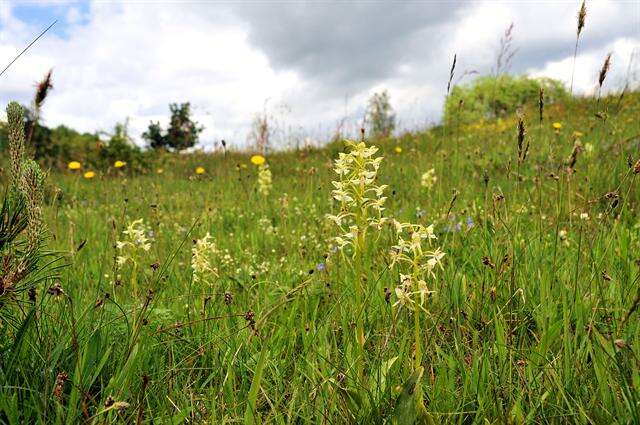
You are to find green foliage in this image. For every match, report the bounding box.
[141,120,165,149]
[96,120,148,171]
[367,90,396,138]
[143,102,204,151]
[1,90,640,423]
[444,74,569,123]
[0,105,58,164]
[48,125,102,164]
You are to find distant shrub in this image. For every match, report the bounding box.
[444,75,569,123]
[95,120,148,172]
[48,125,101,165]
[143,102,203,151]
[366,90,396,138]
[0,118,149,172]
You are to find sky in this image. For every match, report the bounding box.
[0,0,638,150]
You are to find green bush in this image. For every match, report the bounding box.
[444,75,569,124]
[94,121,149,172]
[1,118,150,173]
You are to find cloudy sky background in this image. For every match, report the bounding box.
[0,1,638,149]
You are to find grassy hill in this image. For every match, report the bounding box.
[1,91,640,423]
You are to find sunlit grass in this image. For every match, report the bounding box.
[1,93,639,423]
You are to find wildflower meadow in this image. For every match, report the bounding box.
[1,3,639,424]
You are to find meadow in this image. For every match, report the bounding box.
[1,89,640,424]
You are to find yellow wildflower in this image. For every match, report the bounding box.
[83,171,96,179]
[68,161,81,170]
[114,160,126,168]
[552,122,562,130]
[251,155,266,166]
[195,166,205,175]
[394,146,402,153]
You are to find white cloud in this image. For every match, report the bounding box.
[0,0,637,149]
[1,2,300,148]
[528,38,639,96]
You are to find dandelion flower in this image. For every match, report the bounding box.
[195,166,205,175]
[68,161,81,170]
[114,160,126,168]
[251,155,266,166]
[552,122,562,130]
[394,146,402,153]
[83,171,96,179]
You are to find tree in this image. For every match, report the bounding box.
[166,103,203,151]
[366,90,396,138]
[143,103,203,151]
[142,121,166,149]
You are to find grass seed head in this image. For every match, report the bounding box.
[20,159,46,252]
[34,69,53,109]
[538,87,544,123]
[598,53,612,87]
[577,1,587,36]
[6,102,25,192]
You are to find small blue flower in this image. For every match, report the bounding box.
[316,262,326,272]
[466,217,474,229]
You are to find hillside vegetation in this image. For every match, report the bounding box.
[1,89,639,423]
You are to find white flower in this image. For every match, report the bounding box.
[332,190,354,203]
[390,222,444,310]
[116,218,153,267]
[393,286,414,308]
[257,164,273,196]
[191,232,220,284]
[421,169,437,189]
[326,139,387,257]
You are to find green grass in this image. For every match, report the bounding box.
[1,92,639,424]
